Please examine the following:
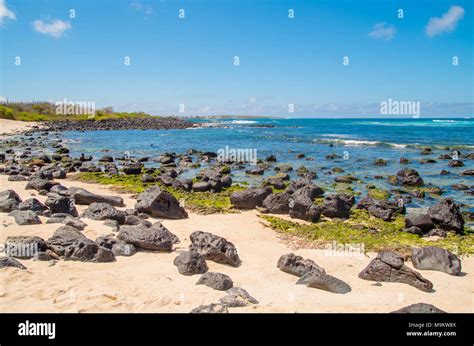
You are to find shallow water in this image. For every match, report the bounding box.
[61,117,474,212]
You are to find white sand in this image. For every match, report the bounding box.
[0,175,472,313]
[0,119,41,137]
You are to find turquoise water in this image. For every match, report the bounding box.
[62,118,473,210]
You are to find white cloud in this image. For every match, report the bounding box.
[33,19,71,38]
[369,22,396,41]
[130,2,153,16]
[0,0,16,24]
[426,6,464,37]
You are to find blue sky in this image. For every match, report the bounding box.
[1,0,473,117]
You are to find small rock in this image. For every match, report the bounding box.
[196,272,233,290]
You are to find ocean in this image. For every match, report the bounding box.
[61,117,474,211]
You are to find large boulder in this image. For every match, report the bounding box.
[45,193,78,216]
[428,199,464,233]
[230,187,272,209]
[47,225,88,256]
[4,236,48,259]
[405,213,435,233]
[82,203,126,224]
[356,195,404,221]
[117,223,175,251]
[287,181,324,200]
[68,187,124,207]
[322,194,355,219]
[192,181,211,192]
[189,231,241,267]
[261,192,291,214]
[25,177,57,192]
[358,252,433,292]
[135,186,187,219]
[123,162,143,175]
[173,250,208,275]
[297,270,351,294]
[289,194,323,222]
[391,303,446,313]
[150,222,180,244]
[411,246,461,276]
[277,253,325,277]
[396,168,424,186]
[17,198,48,216]
[64,238,115,262]
[196,272,233,291]
[8,210,41,225]
[0,190,22,212]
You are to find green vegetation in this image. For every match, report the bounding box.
[0,102,153,122]
[260,209,474,255]
[75,172,246,214]
[367,187,391,200]
[332,182,361,196]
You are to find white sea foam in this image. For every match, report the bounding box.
[229,120,257,124]
[315,138,408,148]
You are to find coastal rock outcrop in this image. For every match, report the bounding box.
[8,210,41,225]
[405,213,435,233]
[189,231,241,267]
[95,234,137,257]
[45,193,78,216]
[277,253,325,277]
[17,198,48,216]
[356,195,404,221]
[428,198,464,233]
[230,187,272,209]
[135,186,187,219]
[64,238,116,262]
[25,177,57,192]
[0,190,22,212]
[411,246,461,276]
[261,192,292,214]
[396,168,424,186]
[321,193,355,219]
[4,236,48,259]
[173,250,208,275]
[196,272,234,290]
[358,252,433,292]
[117,223,175,251]
[47,225,88,256]
[82,202,126,224]
[297,270,351,294]
[68,187,124,207]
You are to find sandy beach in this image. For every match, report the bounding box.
[1,173,472,313]
[0,119,40,137]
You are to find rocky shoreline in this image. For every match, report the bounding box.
[29,117,198,133]
[0,120,473,313]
